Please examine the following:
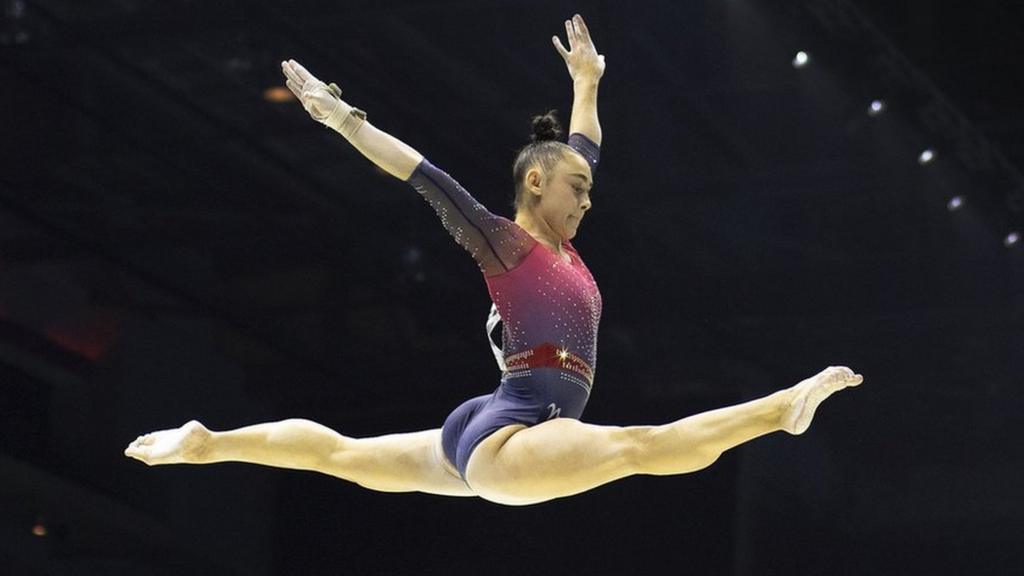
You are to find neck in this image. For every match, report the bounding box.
[515,211,563,253]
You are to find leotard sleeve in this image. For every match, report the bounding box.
[406,159,536,277]
[405,134,600,277]
[568,132,600,174]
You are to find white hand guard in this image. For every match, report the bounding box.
[283,60,367,139]
[300,80,366,138]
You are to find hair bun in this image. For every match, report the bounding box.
[530,110,563,142]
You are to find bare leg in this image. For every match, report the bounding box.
[466,366,863,505]
[125,419,475,497]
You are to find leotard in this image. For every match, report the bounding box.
[405,134,601,480]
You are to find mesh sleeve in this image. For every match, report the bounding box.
[406,159,536,277]
[568,133,600,174]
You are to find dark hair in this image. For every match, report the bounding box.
[511,110,577,211]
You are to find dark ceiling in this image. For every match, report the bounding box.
[2,1,1022,574]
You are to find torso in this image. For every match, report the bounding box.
[484,235,602,373]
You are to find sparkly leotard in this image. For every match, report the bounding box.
[406,134,601,481]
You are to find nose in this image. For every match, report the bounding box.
[580,193,591,212]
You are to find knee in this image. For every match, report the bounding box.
[589,425,647,476]
[272,418,346,466]
[274,418,332,443]
[634,426,721,476]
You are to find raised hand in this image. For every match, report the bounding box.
[281,59,345,126]
[552,14,605,84]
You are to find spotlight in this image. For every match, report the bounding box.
[792,51,810,68]
[868,99,887,116]
[1005,232,1020,248]
[918,149,936,165]
[947,196,964,211]
[263,86,294,103]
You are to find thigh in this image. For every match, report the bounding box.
[465,418,643,505]
[326,428,476,497]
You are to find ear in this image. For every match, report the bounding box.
[525,167,545,197]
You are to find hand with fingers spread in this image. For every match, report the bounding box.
[281,59,365,137]
[553,14,605,85]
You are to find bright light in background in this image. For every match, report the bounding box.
[1005,232,1020,247]
[32,522,47,537]
[868,99,887,116]
[947,196,964,211]
[918,149,936,164]
[263,86,294,103]
[792,51,810,68]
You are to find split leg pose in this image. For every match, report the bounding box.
[127,15,863,507]
[127,367,860,505]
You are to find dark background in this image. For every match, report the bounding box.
[2,1,1022,574]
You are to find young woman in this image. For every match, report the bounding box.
[126,15,862,506]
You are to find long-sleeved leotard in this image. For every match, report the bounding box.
[406,134,602,480]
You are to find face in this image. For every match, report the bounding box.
[526,151,593,241]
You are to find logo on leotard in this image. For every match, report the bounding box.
[545,403,562,420]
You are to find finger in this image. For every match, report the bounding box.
[552,36,570,60]
[575,14,588,34]
[571,15,583,40]
[575,14,594,45]
[288,59,314,83]
[281,61,303,87]
[565,19,576,50]
[285,78,302,100]
[577,13,593,38]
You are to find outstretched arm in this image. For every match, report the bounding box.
[553,14,605,146]
[281,59,423,180]
[281,59,533,276]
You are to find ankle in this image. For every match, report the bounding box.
[770,389,796,427]
[182,420,214,463]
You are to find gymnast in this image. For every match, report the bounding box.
[125,14,862,506]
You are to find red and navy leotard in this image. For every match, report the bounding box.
[407,134,602,480]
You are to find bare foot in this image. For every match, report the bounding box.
[124,420,212,465]
[782,366,863,435]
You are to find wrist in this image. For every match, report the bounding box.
[324,98,367,139]
[573,77,601,92]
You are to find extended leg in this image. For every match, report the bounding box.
[125,419,475,497]
[466,366,862,505]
